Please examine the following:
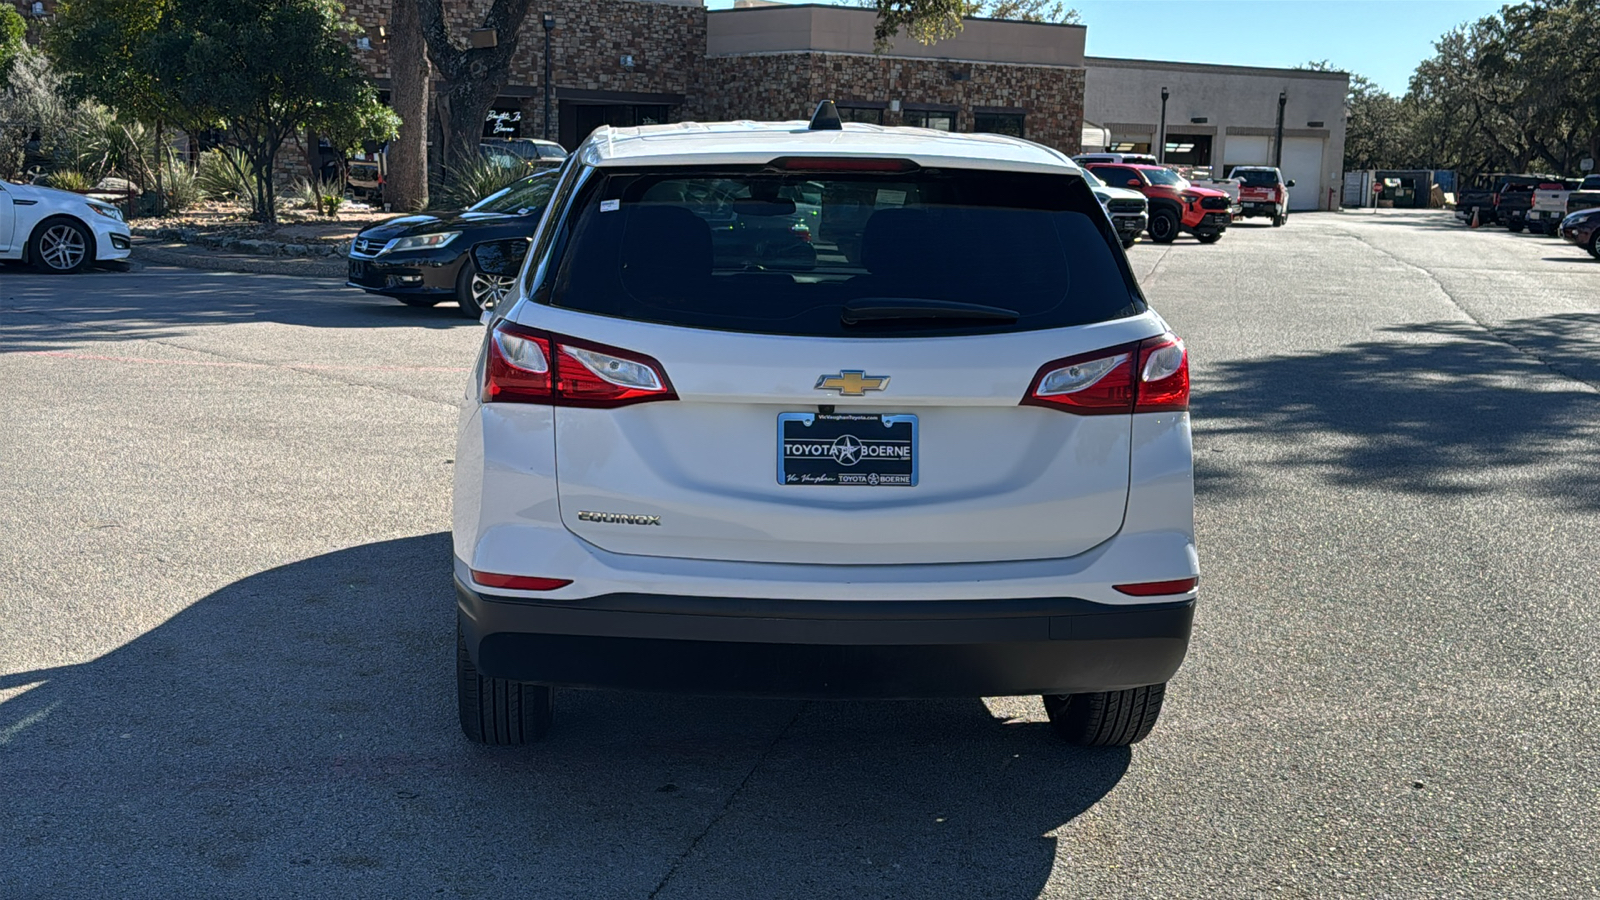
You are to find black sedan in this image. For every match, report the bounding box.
[346,170,558,317]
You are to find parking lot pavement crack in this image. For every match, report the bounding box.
[1331,223,1600,394]
[1,303,459,409]
[646,702,806,900]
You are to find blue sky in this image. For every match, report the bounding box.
[701,0,1508,94]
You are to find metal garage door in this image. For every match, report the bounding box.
[1282,137,1324,210]
[1224,135,1270,168]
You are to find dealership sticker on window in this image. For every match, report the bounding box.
[600,199,621,212]
[875,189,907,208]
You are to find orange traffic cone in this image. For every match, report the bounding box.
[1470,207,1480,228]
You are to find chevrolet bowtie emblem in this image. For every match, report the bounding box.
[815,370,889,396]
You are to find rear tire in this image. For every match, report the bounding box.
[1589,232,1600,259]
[1044,684,1166,746]
[1148,209,1179,244]
[1507,222,1525,233]
[1272,211,1286,227]
[1196,233,1222,244]
[458,621,553,745]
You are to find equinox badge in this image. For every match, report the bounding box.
[578,511,661,526]
[815,370,889,396]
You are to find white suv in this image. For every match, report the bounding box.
[452,105,1198,747]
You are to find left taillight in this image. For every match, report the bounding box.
[483,320,676,408]
[1023,333,1188,415]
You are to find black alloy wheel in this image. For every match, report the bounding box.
[1148,208,1179,244]
[1588,231,1600,259]
[456,258,516,319]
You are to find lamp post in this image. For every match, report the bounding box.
[1158,87,1169,164]
[543,14,556,142]
[1274,90,1286,168]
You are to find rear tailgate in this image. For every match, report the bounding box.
[548,320,1151,564]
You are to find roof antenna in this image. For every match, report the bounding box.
[809,100,843,131]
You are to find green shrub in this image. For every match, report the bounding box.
[161,162,202,212]
[289,174,346,216]
[439,155,524,210]
[44,168,92,192]
[196,148,258,203]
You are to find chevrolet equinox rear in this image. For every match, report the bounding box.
[453,105,1198,747]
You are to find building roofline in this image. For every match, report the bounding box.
[708,3,1087,30]
[1085,55,1349,81]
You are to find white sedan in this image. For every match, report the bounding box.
[0,180,133,273]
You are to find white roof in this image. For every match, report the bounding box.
[578,121,1081,175]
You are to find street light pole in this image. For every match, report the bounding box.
[543,14,555,142]
[1274,90,1286,168]
[1158,87,1169,164]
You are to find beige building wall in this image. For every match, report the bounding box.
[1085,57,1349,210]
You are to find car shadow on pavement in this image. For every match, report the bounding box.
[1193,313,1600,509]
[0,267,477,352]
[0,534,1127,899]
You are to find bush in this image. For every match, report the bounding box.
[161,162,202,212]
[44,168,93,192]
[439,155,524,210]
[289,174,346,217]
[196,148,258,203]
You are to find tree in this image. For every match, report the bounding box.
[387,0,430,211]
[147,0,382,222]
[416,0,534,174]
[309,86,401,189]
[866,0,1079,49]
[0,4,24,82]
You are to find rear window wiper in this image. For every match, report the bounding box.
[841,297,1020,325]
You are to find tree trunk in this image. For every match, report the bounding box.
[388,0,430,211]
[416,0,535,179]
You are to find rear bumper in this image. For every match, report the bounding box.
[456,579,1194,698]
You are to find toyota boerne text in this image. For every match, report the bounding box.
[451,102,1198,748]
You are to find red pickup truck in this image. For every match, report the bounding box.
[1086,163,1233,243]
[1231,166,1294,227]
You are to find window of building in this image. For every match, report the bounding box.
[1160,133,1213,167]
[973,112,1025,138]
[903,109,955,132]
[838,105,884,125]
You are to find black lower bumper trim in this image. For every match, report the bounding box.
[457,581,1194,698]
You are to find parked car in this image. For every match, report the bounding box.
[1494,175,1563,232]
[1074,152,1161,167]
[1230,166,1295,226]
[1565,174,1600,216]
[1456,173,1532,225]
[1527,179,1582,234]
[1559,205,1600,258]
[1085,162,1231,243]
[0,179,132,273]
[346,158,384,204]
[1081,166,1149,248]
[346,169,560,318]
[453,106,1197,747]
[479,138,568,170]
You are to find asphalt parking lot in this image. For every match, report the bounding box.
[2,210,1597,898]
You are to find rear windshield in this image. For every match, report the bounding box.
[1584,176,1600,190]
[1234,169,1280,187]
[538,166,1144,338]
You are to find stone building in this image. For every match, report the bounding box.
[334,0,1087,156]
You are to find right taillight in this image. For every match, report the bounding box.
[1023,333,1188,415]
[483,320,676,408]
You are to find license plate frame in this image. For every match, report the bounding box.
[777,412,918,487]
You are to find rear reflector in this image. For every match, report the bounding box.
[471,570,573,591]
[1114,577,1198,597]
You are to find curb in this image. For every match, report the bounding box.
[132,243,346,279]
